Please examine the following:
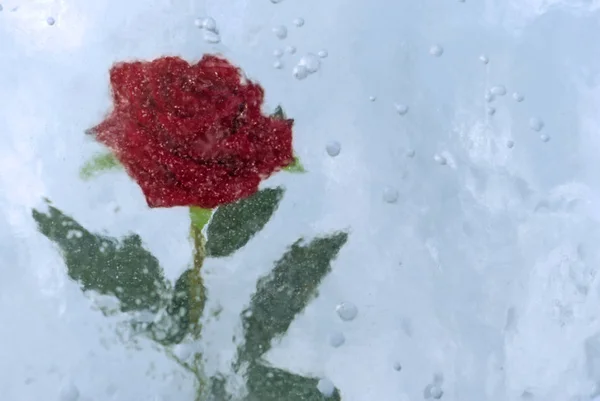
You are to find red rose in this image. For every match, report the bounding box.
[90,55,294,209]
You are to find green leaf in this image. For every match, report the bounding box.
[32,204,168,313]
[238,232,348,363]
[283,156,306,173]
[190,207,213,232]
[271,105,286,120]
[205,187,285,258]
[245,364,341,401]
[206,375,233,401]
[153,268,202,345]
[80,152,122,180]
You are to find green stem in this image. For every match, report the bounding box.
[186,207,213,400]
[188,220,207,338]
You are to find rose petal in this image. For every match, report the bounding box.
[109,61,149,110]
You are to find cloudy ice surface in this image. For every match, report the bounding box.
[3,0,600,400]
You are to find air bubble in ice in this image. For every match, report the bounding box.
[317,378,335,397]
[487,106,496,116]
[540,134,550,142]
[273,60,283,69]
[513,92,524,102]
[273,48,284,57]
[201,17,217,32]
[59,383,80,401]
[484,92,495,103]
[424,384,443,399]
[383,187,399,204]
[293,17,305,27]
[174,343,193,361]
[203,31,221,44]
[293,64,309,80]
[369,95,377,102]
[336,302,358,321]
[329,332,346,348]
[506,140,514,148]
[429,45,444,57]
[434,154,447,165]
[406,149,416,158]
[318,49,329,58]
[286,45,297,55]
[326,141,341,157]
[273,25,288,39]
[393,362,402,371]
[490,85,506,96]
[395,103,409,116]
[299,53,321,73]
[479,55,489,64]
[529,117,544,132]
[47,17,55,26]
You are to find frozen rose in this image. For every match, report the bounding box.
[90,55,294,208]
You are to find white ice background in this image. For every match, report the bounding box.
[2,0,600,400]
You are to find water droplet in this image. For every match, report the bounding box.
[487,106,496,116]
[293,17,305,27]
[317,378,335,397]
[299,53,321,73]
[318,49,329,58]
[479,54,489,64]
[329,332,346,348]
[406,149,416,158]
[273,60,284,69]
[336,302,358,321]
[369,95,377,102]
[393,362,402,371]
[59,383,80,401]
[506,140,514,148]
[540,134,550,142]
[326,141,341,157]
[286,45,296,54]
[383,187,399,204]
[529,117,544,132]
[490,85,506,96]
[273,48,284,57]
[484,92,495,103]
[46,17,55,26]
[433,154,447,165]
[292,64,309,80]
[201,17,218,32]
[395,103,409,116]
[512,92,524,102]
[424,384,443,399]
[429,45,444,57]
[273,25,288,39]
[203,31,221,44]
